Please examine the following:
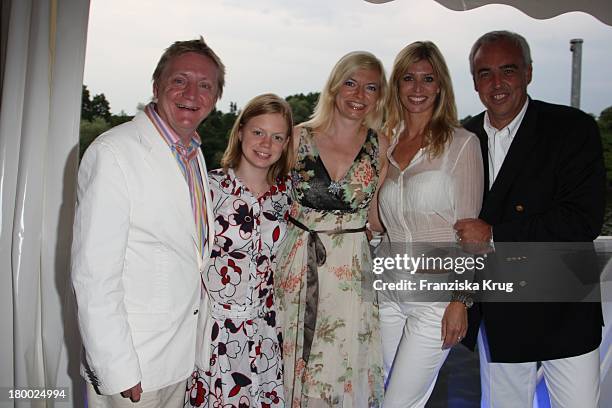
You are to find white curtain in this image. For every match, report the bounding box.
[0,0,90,406]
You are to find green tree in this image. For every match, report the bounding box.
[79,117,111,157]
[81,85,112,122]
[80,85,117,157]
[599,106,612,133]
[91,93,112,122]
[198,108,238,169]
[81,85,93,121]
[286,92,319,124]
[109,113,133,127]
[599,107,612,181]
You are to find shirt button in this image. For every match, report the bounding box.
[193,309,199,315]
[515,204,524,212]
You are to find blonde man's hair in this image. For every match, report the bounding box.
[383,41,459,158]
[303,51,387,132]
[153,36,226,99]
[221,93,295,184]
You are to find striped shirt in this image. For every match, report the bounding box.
[145,103,207,256]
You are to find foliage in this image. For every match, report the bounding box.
[79,117,111,157]
[81,85,111,122]
[601,130,612,181]
[91,94,112,122]
[198,108,238,169]
[597,107,612,182]
[599,106,612,133]
[81,86,93,121]
[286,92,319,125]
[80,85,132,158]
[109,114,133,128]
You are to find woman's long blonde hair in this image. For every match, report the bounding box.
[384,41,458,158]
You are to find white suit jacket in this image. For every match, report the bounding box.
[71,111,215,394]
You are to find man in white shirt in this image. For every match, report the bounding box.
[455,31,605,407]
[71,38,222,407]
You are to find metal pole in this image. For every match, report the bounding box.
[570,39,583,109]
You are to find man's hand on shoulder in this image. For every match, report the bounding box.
[120,382,143,402]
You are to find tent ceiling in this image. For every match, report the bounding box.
[364,0,612,26]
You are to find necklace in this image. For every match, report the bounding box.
[249,185,269,197]
[318,126,364,197]
[233,168,269,198]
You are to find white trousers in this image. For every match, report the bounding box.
[86,380,186,408]
[478,327,600,408]
[380,301,451,408]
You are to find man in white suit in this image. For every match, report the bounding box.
[71,38,223,407]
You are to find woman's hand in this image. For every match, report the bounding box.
[441,301,467,349]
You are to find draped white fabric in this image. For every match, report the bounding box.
[0,0,90,406]
[364,0,612,26]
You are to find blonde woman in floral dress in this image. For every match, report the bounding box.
[275,51,389,407]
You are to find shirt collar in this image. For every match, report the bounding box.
[144,102,202,150]
[484,97,529,141]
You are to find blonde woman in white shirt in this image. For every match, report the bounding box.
[377,41,484,407]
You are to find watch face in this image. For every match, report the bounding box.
[465,298,474,308]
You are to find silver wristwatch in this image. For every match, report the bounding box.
[451,291,474,309]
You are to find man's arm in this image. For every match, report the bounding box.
[457,112,605,243]
[492,114,605,242]
[71,140,142,395]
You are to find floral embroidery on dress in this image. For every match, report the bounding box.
[276,127,384,407]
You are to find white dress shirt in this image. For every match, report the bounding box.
[484,99,529,189]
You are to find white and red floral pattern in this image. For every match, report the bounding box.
[186,168,290,408]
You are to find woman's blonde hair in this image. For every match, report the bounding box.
[384,41,459,158]
[221,93,295,184]
[303,51,387,132]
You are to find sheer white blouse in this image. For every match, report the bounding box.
[378,127,484,244]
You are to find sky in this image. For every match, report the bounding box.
[83,0,612,119]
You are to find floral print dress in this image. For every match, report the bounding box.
[275,127,384,407]
[186,168,290,408]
